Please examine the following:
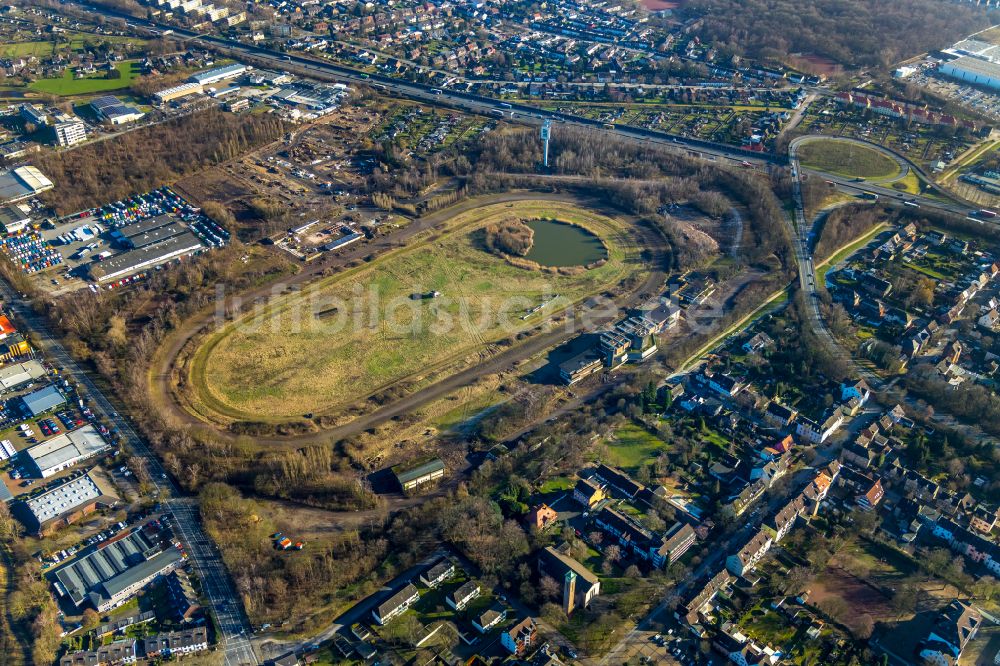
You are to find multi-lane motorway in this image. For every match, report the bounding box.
[0,283,259,666]
[61,0,989,223]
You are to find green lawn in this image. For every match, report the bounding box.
[602,423,668,474]
[815,223,887,282]
[798,139,900,180]
[537,476,576,494]
[28,61,138,96]
[0,41,57,58]
[1,32,145,59]
[740,605,799,647]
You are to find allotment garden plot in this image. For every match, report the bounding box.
[188,200,639,423]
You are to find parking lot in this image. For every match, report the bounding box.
[904,58,1000,121]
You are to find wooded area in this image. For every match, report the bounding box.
[484,218,534,256]
[37,109,286,215]
[681,0,992,69]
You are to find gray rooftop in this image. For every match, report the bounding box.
[21,385,66,417]
[124,222,186,249]
[94,232,203,282]
[97,547,183,601]
[0,359,45,390]
[27,425,110,475]
[943,56,1000,79]
[53,530,160,606]
[24,468,116,527]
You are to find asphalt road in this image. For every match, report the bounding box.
[789,136,999,448]
[62,0,787,169]
[0,283,259,666]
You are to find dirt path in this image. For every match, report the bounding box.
[149,191,668,446]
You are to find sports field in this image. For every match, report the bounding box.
[797,139,900,179]
[187,200,638,422]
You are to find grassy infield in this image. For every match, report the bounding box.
[188,201,640,423]
[798,139,900,180]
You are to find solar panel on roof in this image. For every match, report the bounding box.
[104,104,136,117]
[90,96,120,110]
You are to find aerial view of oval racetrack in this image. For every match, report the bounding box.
[158,194,663,440]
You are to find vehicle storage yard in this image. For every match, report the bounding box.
[24,187,228,293]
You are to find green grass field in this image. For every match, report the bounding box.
[0,31,145,59]
[28,61,138,96]
[189,200,638,422]
[0,41,58,58]
[602,423,668,473]
[798,139,900,180]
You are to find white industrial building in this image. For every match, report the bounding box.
[54,121,87,147]
[153,82,203,104]
[188,63,248,86]
[91,232,203,283]
[0,360,46,390]
[939,57,1000,91]
[26,425,112,478]
[0,166,53,204]
[91,96,145,125]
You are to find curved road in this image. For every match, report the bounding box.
[789,139,999,446]
[792,135,910,184]
[151,192,669,445]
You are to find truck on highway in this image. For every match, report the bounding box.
[976,209,997,218]
[490,109,505,118]
[498,102,512,109]
[859,192,879,201]
[904,200,920,208]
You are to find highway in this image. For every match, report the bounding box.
[63,0,786,170]
[61,1,994,220]
[0,282,259,666]
[788,138,999,448]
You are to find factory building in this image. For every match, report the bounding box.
[25,425,112,479]
[188,63,247,86]
[52,526,184,612]
[15,468,119,536]
[0,166,53,204]
[153,82,204,104]
[90,96,145,125]
[939,57,1000,91]
[90,232,203,283]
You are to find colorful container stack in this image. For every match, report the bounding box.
[0,231,63,274]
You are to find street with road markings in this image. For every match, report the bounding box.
[0,281,260,666]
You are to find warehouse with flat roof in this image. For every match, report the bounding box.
[939,57,1000,91]
[0,359,45,390]
[153,82,203,104]
[0,166,53,204]
[26,425,111,478]
[17,468,118,536]
[188,63,247,86]
[90,232,203,283]
[19,384,66,418]
[110,214,175,241]
[52,527,184,611]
